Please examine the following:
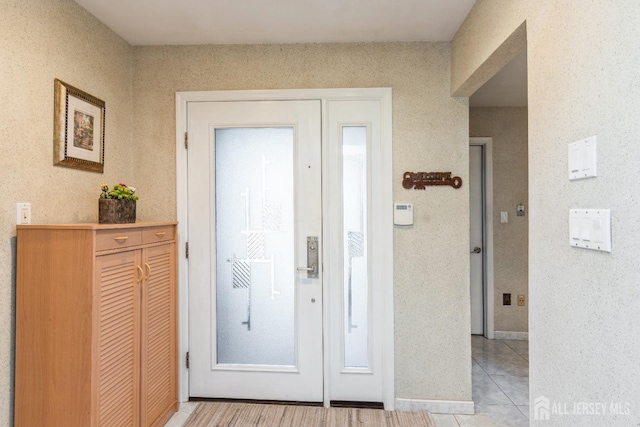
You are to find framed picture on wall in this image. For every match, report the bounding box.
[53,79,105,173]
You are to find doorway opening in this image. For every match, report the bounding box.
[468,40,530,419]
[469,49,529,341]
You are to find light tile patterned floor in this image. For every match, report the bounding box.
[433,336,529,427]
[165,336,529,427]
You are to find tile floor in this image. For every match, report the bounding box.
[432,336,529,427]
[164,336,529,427]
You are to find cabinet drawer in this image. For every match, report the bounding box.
[96,228,142,251]
[142,225,175,244]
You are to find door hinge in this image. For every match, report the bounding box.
[186,351,190,369]
[185,242,189,259]
[184,132,188,149]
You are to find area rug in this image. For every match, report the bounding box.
[182,402,435,427]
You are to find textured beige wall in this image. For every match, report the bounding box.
[456,1,640,425]
[133,43,472,401]
[470,107,528,333]
[0,0,133,424]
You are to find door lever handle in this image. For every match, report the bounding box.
[471,247,482,254]
[297,266,318,276]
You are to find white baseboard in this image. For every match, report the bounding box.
[494,331,528,340]
[395,398,475,415]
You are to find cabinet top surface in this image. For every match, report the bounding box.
[17,221,177,230]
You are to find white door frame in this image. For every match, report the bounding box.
[469,137,494,339]
[175,88,395,409]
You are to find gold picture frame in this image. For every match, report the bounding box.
[53,79,105,173]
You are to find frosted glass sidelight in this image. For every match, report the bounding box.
[342,126,369,368]
[215,128,295,366]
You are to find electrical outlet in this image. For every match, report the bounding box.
[16,203,31,225]
[503,293,511,306]
[518,294,525,306]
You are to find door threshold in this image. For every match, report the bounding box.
[330,401,384,409]
[189,397,323,407]
[188,397,383,410]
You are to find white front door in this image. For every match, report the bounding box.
[187,100,323,401]
[469,145,484,335]
[180,90,394,408]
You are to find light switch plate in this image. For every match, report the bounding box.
[16,203,31,225]
[569,136,597,180]
[569,209,611,252]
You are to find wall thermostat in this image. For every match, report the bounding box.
[394,203,413,226]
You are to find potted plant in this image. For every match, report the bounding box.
[99,183,139,223]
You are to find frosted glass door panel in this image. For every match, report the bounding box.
[342,126,369,368]
[215,127,295,366]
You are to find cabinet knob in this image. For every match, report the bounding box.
[155,231,166,237]
[114,236,129,243]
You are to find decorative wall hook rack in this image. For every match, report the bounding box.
[402,171,462,190]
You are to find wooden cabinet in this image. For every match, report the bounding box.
[15,222,178,427]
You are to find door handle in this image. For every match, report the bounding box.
[297,266,318,277]
[471,247,482,254]
[298,236,319,278]
[143,262,151,280]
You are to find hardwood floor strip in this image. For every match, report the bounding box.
[325,407,348,427]
[183,402,435,427]
[256,403,287,426]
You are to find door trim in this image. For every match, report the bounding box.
[469,137,494,339]
[176,88,394,409]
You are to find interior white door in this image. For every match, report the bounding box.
[187,100,323,402]
[469,145,484,335]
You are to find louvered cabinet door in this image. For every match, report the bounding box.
[140,243,177,427]
[95,250,141,427]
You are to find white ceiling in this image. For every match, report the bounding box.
[75,0,526,106]
[75,0,477,45]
